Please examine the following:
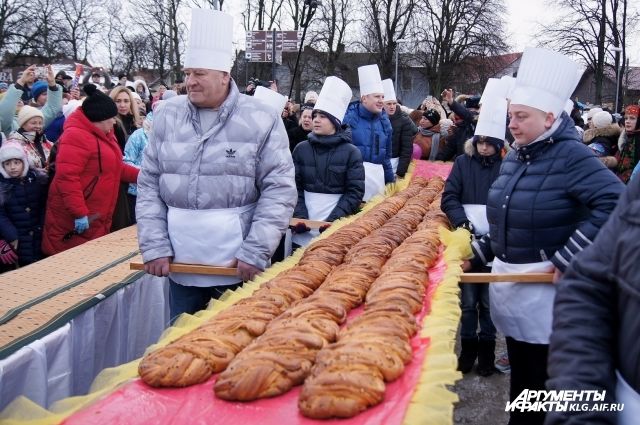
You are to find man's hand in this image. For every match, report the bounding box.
[45,65,55,86]
[236,260,261,282]
[144,257,171,277]
[70,87,80,100]
[441,88,454,106]
[552,267,563,284]
[17,65,36,86]
[461,260,472,272]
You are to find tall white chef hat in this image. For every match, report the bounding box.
[500,76,516,100]
[314,76,352,122]
[510,47,580,118]
[382,79,397,102]
[184,9,234,72]
[475,97,508,141]
[480,78,511,105]
[254,86,288,114]
[358,64,384,96]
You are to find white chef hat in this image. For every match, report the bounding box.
[314,76,352,122]
[382,79,396,102]
[358,64,383,96]
[480,78,510,105]
[475,97,508,141]
[510,47,580,118]
[253,86,287,114]
[184,9,234,72]
[501,76,516,99]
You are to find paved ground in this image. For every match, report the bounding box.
[452,334,511,424]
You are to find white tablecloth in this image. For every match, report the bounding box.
[0,274,169,410]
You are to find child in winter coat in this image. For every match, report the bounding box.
[441,96,507,377]
[6,105,54,175]
[0,141,48,267]
[123,112,153,223]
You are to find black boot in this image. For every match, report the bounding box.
[476,339,499,376]
[457,338,478,373]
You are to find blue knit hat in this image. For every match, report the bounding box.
[473,135,504,152]
[31,81,48,102]
[312,109,342,131]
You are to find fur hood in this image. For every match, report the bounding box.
[618,130,639,151]
[464,138,475,156]
[583,124,621,144]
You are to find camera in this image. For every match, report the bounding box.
[246,78,272,95]
[36,66,47,78]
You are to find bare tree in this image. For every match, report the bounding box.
[167,0,185,81]
[537,0,639,105]
[308,0,355,76]
[56,0,104,61]
[0,0,28,56]
[359,0,416,78]
[538,0,608,103]
[412,0,509,95]
[242,0,289,31]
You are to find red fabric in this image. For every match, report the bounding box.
[63,254,448,425]
[41,109,139,255]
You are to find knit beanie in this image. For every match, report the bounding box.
[473,135,504,152]
[422,109,441,126]
[586,107,603,121]
[81,84,118,122]
[312,109,342,131]
[17,105,44,128]
[0,141,28,178]
[31,81,48,102]
[592,111,613,129]
[304,91,318,104]
[465,95,481,110]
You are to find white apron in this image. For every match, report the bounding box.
[617,370,640,424]
[490,257,556,344]
[462,204,490,236]
[167,203,256,287]
[363,162,386,201]
[291,191,341,247]
[390,157,400,175]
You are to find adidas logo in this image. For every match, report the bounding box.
[225,148,236,158]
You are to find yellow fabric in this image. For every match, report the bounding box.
[0,177,404,425]
[402,228,471,425]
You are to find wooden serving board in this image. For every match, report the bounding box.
[289,218,330,229]
[129,262,238,276]
[460,273,554,283]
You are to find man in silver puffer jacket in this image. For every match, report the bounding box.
[136,9,296,320]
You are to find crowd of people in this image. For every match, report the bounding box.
[0,64,182,271]
[1,7,639,425]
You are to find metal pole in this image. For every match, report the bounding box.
[288,3,316,100]
[611,46,623,114]
[395,45,399,93]
[272,28,277,82]
[615,57,621,114]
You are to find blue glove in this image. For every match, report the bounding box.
[74,216,89,234]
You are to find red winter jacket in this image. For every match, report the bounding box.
[42,109,139,255]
